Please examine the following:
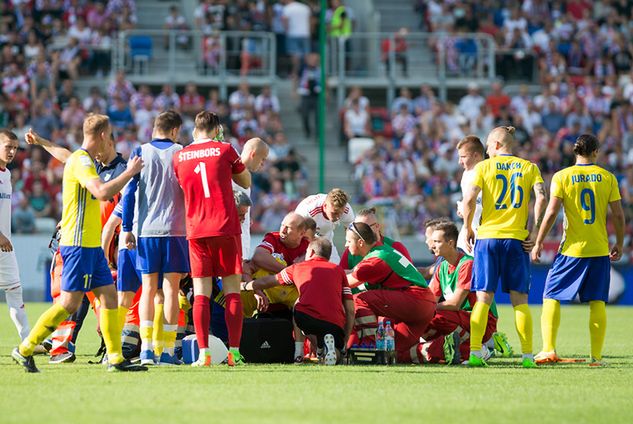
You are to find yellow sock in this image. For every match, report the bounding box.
[153,303,164,356]
[514,304,533,354]
[589,301,607,361]
[117,306,129,334]
[469,302,490,352]
[140,322,153,352]
[19,303,69,356]
[162,324,178,356]
[101,308,123,365]
[541,299,560,352]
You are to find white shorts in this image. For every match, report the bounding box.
[0,251,20,290]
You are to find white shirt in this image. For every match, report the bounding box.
[458,94,485,121]
[232,182,251,259]
[0,167,19,286]
[344,108,368,136]
[457,168,483,252]
[0,168,12,241]
[295,193,354,264]
[282,1,311,37]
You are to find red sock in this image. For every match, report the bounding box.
[224,293,243,348]
[193,295,210,349]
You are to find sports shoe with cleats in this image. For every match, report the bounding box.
[443,331,461,365]
[522,357,538,368]
[468,353,488,367]
[12,347,39,373]
[191,353,212,367]
[107,359,148,372]
[492,332,513,358]
[140,349,156,366]
[49,351,76,364]
[534,350,561,365]
[323,334,337,366]
[227,349,245,366]
[589,357,607,367]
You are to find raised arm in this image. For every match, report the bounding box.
[25,129,72,163]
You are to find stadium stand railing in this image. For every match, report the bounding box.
[326,32,496,107]
[113,30,277,99]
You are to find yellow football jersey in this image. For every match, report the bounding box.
[551,164,621,258]
[60,149,102,248]
[472,154,544,240]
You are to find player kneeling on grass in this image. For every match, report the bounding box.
[12,114,147,373]
[531,134,625,367]
[345,222,436,364]
[244,238,354,365]
[411,221,510,365]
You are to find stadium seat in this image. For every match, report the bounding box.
[129,35,153,74]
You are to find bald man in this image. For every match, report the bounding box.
[244,211,311,360]
[233,137,269,259]
[242,212,309,316]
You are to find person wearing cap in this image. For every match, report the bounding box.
[344,222,436,363]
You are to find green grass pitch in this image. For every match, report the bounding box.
[0,303,632,424]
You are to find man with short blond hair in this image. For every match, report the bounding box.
[456,135,485,252]
[13,114,146,373]
[295,188,354,264]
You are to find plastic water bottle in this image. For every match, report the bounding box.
[375,321,385,351]
[384,321,395,352]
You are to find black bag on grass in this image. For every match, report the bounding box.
[240,313,294,364]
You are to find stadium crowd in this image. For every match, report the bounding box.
[1,0,310,235]
[352,0,633,260]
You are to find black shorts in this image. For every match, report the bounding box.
[293,309,345,350]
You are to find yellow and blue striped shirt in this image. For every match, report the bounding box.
[60,150,102,248]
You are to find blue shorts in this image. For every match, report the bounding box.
[60,246,114,292]
[544,254,610,303]
[117,248,143,293]
[137,236,190,275]
[472,239,531,294]
[286,36,310,56]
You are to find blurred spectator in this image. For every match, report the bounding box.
[297,52,320,138]
[164,5,190,50]
[83,86,108,114]
[229,81,255,121]
[108,70,136,104]
[155,84,181,111]
[343,98,370,141]
[29,180,52,219]
[12,198,36,234]
[381,27,408,77]
[108,96,134,134]
[181,82,206,119]
[255,85,280,115]
[282,0,311,78]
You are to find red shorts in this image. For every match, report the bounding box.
[188,235,242,278]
